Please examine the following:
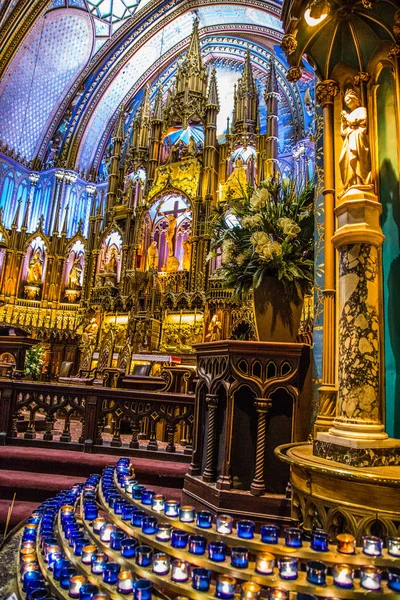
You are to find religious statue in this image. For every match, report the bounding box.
[67,256,83,289]
[103,247,118,274]
[182,236,192,271]
[339,89,371,191]
[183,136,196,157]
[82,318,98,345]
[146,240,159,270]
[165,214,178,256]
[26,251,43,285]
[206,313,223,342]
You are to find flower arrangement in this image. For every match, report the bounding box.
[209,175,314,300]
[25,344,44,379]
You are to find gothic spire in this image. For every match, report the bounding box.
[62,205,69,236]
[206,68,220,109]
[184,18,202,74]
[240,48,256,95]
[115,104,125,142]
[21,199,31,231]
[266,58,279,96]
[12,198,22,229]
[152,84,164,122]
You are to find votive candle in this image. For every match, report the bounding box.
[156,523,172,541]
[131,510,147,527]
[189,535,207,555]
[362,535,383,557]
[91,553,108,575]
[306,560,327,585]
[332,564,354,589]
[152,495,165,512]
[121,538,138,558]
[69,575,86,598]
[152,552,170,575]
[99,523,116,542]
[388,567,400,592]
[179,505,195,522]
[141,489,155,505]
[133,579,152,600]
[267,588,288,600]
[196,511,213,529]
[208,541,227,562]
[142,516,158,535]
[310,529,329,552]
[171,529,189,548]
[336,533,356,554]
[241,582,261,600]
[360,566,381,590]
[255,552,275,574]
[81,545,97,565]
[284,527,302,548]
[60,566,77,589]
[164,500,180,517]
[237,520,255,539]
[117,571,134,594]
[388,537,400,557]
[260,524,279,544]
[230,547,248,569]
[216,515,233,535]
[79,583,99,600]
[171,559,189,582]
[216,575,236,599]
[278,557,298,580]
[192,567,211,591]
[103,563,121,585]
[110,530,126,550]
[92,518,106,534]
[135,545,153,567]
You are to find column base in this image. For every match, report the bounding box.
[314,432,400,467]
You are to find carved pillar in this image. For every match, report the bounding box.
[389,40,400,174]
[314,80,339,434]
[250,398,272,496]
[202,394,219,482]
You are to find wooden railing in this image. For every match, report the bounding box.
[0,379,194,461]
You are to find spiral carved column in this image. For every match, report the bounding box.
[250,399,273,496]
[202,394,219,482]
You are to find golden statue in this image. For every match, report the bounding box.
[82,317,98,345]
[104,247,118,274]
[146,240,158,270]
[182,236,192,270]
[339,89,371,191]
[68,256,83,289]
[206,313,222,342]
[165,214,178,256]
[26,251,43,285]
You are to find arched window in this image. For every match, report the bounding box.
[31,183,43,231]
[1,173,15,226]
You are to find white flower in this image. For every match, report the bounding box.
[221,239,235,265]
[250,231,269,247]
[242,214,263,229]
[277,217,301,239]
[250,188,270,209]
[236,253,246,266]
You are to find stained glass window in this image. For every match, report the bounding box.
[86,0,139,23]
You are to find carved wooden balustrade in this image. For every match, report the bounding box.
[0,379,194,460]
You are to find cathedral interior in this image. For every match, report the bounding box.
[0,0,400,597]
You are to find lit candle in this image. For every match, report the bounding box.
[171,559,189,582]
[336,533,356,554]
[20,555,38,577]
[216,515,233,535]
[332,563,354,589]
[388,536,400,557]
[93,595,111,600]
[241,582,261,600]
[306,560,327,585]
[216,575,236,599]
[124,478,138,494]
[152,494,165,512]
[255,552,275,574]
[156,523,172,541]
[99,523,116,542]
[362,535,383,556]
[360,566,381,590]
[61,504,75,516]
[20,547,37,560]
[278,557,298,580]
[91,553,108,575]
[117,570,134,593]
[92,517,106,534]
[21,540,36,552]
[179,505,195,522]
[267,588,288,600]
[69,575,86,598]
[164,500,180,517]
[230,547,248,569]
[152,552,170,575]
[192,567,211,592]
[237,520,255,539]
[81,545,97,565]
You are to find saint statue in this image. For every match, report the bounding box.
[68,256,83,289]
[146,240,159,270]
[26,251,43,285]
[206,313,222,342]
[339,89,371,191]
[82,318,98,345]
[165,214,178,256]
[103,247,118,274]
[182,236,192,271]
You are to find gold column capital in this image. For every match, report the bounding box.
[353,72,370,87]
[280,34,297,55]
[316,80,339,107]
[287,66,302,83]
[388,44,400,61]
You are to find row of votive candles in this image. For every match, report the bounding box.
[112,468,400,558]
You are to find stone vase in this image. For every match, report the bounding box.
[252,276,303,343]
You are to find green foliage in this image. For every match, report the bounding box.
[25,345,44,379]
[209,175,315,298]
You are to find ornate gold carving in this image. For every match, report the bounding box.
[280,34,297,55]
[353,72,370,87]
[148,157,201,201]
[286,66,302,82]
[388,44,400,60]
[315,80,339,107]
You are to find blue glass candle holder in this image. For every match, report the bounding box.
[208,541,227,562]
[110,530,126,550]
[362,535,383,557]
[81,545,97,565]
[141,489,155,505]
[306,560,327,585]
[179,505,195,522]
[133,579,152,600]
[121,504,134,521]
[152,495,165,512]
[124,478,138,494]
[23,571,43,593]
[117,571,134,594]
[284,527,302,548]
[237,520,255,539]
[230,547,248,569]
[83,503,98,519]
[388,567,400,592]
[260,524,279,544]
[189,535,207,555]
[69,532,85,549]
[151,522,169,542]
[100,523,116,542]
[142,516,158,535]
[332,564,354,589]
[171,559,189,582]
[23,527,37,541]
[152,553,170,575]
[53,558,71,581]
[73,537,90,556]
[48,551,62,570]
[121,538,138,558]
[132,485,146,500]
[310,530,329,552]
[60,566,77,589]
[278,557,298,580]
[135,545,153,567]
[64,523,79,538]
[131,510,147,527]
[107,494,120,509]
[27,585,49,600]
[196,511,213,529]
[79,583,99,599]
[113,498,126,515]
[164,499,180,517]
[216,575,236,599]
[103,563,121,585]
[216,515,233,535]
[192,568,211,591]
[91,553,108,575]
[171,529,189,548]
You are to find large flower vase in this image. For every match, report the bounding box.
[252,276,304,343]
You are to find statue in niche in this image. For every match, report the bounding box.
[165,214,178,256]
[26,251,43,285]
[183,136,196,157]
[68,255,83,289]
[146,240,159,270]
[339,89,372,191]
[82,318,98,345]
[206,313,222,342]
[182,235,192,271]
[104,247,118,274]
